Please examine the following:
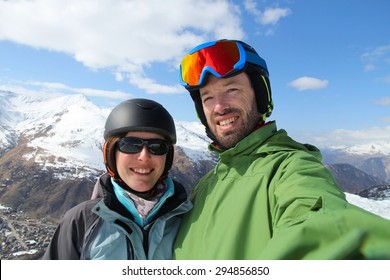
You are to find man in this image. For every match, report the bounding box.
[173,39,390,259]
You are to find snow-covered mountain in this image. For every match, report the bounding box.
[0,90,212,179]
[0,90,389,221]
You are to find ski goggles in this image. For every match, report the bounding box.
[117,137,169,155]
[180,40,267,89]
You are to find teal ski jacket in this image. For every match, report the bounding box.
[174,121,390,259]
[43,173,192,260]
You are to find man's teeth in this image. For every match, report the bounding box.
[133,169,152,174]
[219,117,236,126]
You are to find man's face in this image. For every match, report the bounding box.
[199,72,261,150]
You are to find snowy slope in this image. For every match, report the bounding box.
[346,193,390,220]
[326,142,390,156]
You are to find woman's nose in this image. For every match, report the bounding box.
[137,145,151,159]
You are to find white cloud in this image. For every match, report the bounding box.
[288,76,329,91]
[243,0,291,35]
[0,80,131,100]
[364,63,375,72]
[128,72,183,94]
[381,116,390,123]
[377,74,390,84]
[244,0,262,17]
[373,97,390,106]
[244,0,291,25]
[0,0,244,94]
[260,8,291,25]
[0,84,62,100]
[303,126,390,151]
[362,45,390,61]
[361,45,390,72]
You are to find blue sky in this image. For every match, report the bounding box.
[0,0,389,148]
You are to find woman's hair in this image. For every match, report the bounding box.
[104,133,126,178]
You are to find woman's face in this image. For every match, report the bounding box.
[115,131,167,192]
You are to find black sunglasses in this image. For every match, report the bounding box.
[117,137,170,156]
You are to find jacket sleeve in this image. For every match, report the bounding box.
[42,201,98,260]
[262,151,390,259]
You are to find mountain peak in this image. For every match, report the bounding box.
[0,91,213,178]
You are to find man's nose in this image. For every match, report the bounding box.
[214,96,230,114]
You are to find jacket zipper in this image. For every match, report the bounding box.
[126,237,134,259]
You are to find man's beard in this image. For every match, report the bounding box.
[212,107,261,150]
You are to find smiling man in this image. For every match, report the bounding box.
[173,39,390,260]
[199,73,260,150]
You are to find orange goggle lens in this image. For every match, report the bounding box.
[180,40,245,88]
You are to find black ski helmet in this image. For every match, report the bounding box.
[103,98,176,178]
[183,39,273,141]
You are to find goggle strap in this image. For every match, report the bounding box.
[189,40,216,54]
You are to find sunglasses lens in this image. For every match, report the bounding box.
[180,40,242,87]
[118,138,143,154]
[147,140,169,155]
[118,137,169,155]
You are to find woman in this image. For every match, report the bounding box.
[43,98,192,259]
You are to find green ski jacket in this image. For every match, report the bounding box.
[174,121,390,259]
